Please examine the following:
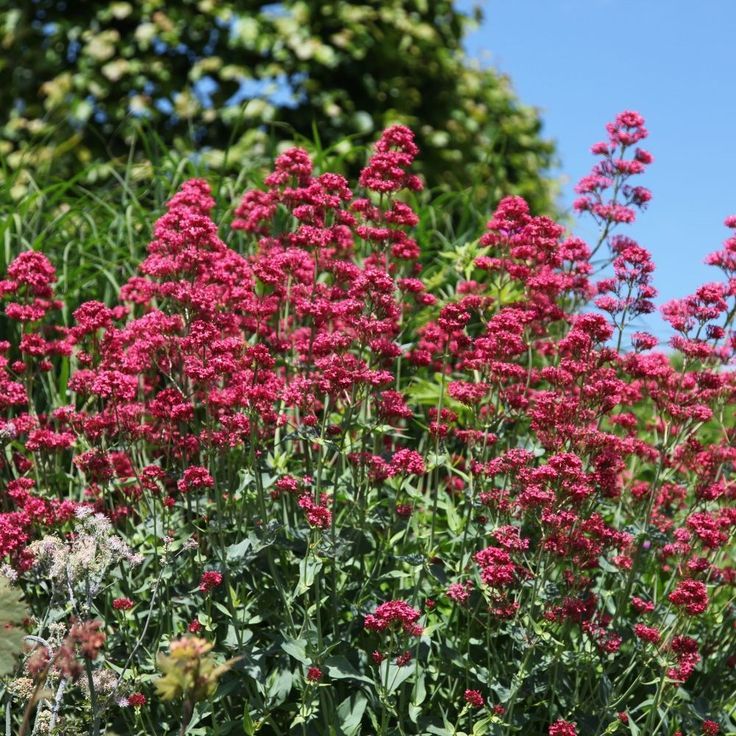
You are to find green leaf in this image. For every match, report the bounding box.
[213,602,232,618]
[414,668,427,705]
[409,703,422,724]
[242,704,257,736]
[281,637,309,665]
[472,715,496,735]
[266,667,293,705]
[336,692,368,736]
[325,655,372,684]
[597,556,619,573]
[226,537,253,561]
[0,626,25,677]
[0,576,27,624]
[444,495,462,534]
[226,531,273,562]
[296,556,322,596]
[0,576,27,676]
[426,727,452,736]
[379,660,415,694]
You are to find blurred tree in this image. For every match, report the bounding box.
[0,0,556,210]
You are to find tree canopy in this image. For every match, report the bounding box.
[0,1,556,209]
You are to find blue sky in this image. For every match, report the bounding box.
[459,0,736,340]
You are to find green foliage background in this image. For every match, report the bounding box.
[0,0,556,211]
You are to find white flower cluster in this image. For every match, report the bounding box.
[30,508,142,610]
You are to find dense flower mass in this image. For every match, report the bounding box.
[127,692,147,708]
[549,720,578,736]
[668,579,709,615]
[198,571,223,593]
[364,600,423,637]
[463,689,484,708]
[306,666,323,683]
[1,113,734,736]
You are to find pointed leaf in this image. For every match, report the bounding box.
[325,655,372,684]
[337,692,368,736]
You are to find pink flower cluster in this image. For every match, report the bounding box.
[574,110,652,225]
[364,599,423,637]
[1,111,734,734]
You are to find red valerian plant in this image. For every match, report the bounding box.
[0,112,734,735]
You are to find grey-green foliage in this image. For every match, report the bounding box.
[0,576,27,676]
